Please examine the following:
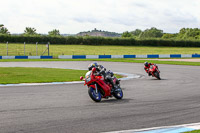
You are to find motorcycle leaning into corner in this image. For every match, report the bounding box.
[147,64,161,80]
[80,68,123,102]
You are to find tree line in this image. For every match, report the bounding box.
[121,27,200,40]
[1,24,200,47]
[1,24,200,40]
[0,25,61,36]
[0,35,200,47]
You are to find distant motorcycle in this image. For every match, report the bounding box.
[148,64,161,80]
[80,68,123,102]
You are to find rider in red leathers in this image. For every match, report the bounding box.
[144,62,154,76]
[88,62,117,91]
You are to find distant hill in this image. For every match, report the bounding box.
[76,28,121,37]
[10,29,121,37]
[61,34,76,36]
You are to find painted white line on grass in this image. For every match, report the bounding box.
[0,72,141,87]
[102,122,200,133]
[0,81,85,87]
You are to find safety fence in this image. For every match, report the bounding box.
[0,42,50,56]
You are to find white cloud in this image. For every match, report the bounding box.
[0,0,200,34]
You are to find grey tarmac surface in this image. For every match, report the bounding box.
[0,61,200,133]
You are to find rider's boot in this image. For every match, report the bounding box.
[148,72,152,76]
[107,76,117,93]
[111,84,118,93]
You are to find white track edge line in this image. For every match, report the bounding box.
[0,72,141,87]
[102,122,200,133]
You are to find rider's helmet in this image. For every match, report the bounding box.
[144,62,149,67]
[110,71,114,77]
[88,62,98,71]
[107,70,114,77]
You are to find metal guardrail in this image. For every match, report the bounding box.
[0,54,199,59]
[58,54,200,59]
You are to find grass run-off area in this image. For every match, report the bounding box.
[184,130,200,133]
[0,43,200,56]
[0,59,200,66]
[0,67,122,84]
[0,67,87,84]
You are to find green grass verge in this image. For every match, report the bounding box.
[0,58,200,66]
[1,43,200,56]
[114,74,123,79]
[0,67,87,84]
[184,130,200,133]
[0,67,122,84]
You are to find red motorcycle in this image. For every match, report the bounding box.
[80,68,123,102]
[148,64,161,80]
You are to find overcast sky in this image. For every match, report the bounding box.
[1,0,199,34]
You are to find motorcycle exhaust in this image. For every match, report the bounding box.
[95,84,98,94]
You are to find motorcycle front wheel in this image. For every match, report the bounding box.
[113,87,123,99]
[154,71,161,80]
[88,87,102,102]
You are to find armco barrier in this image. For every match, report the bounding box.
[192,54,200,58]
[0,54,199,59]
[40,56,53,59]
[99,55,112,59]
[15,56,28,59]
[124,55,136,58]
[72,55,86,59]
[0,56,53,59]
[147,55,159,58]
[170,54,181,58]
[58,54,200,59]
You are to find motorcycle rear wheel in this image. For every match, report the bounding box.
[88,87,102,102]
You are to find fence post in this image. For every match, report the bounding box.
[6,42,8,56]
[24,42,26,56]
[48,42,50,56]
[36,42,38,56]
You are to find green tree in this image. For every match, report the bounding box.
[131,29,142,36]
[139,27,163,39]
[24,27,37,35]
[121,31,133,37]
[196,35,200,39]
[162,33,176,39]
[177,28,200,39]
[48,29,61,36]
[0,24,10,35]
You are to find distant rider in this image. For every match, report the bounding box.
[144,62,154,76]
[88,62,117,91]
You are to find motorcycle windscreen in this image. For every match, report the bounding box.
[85,71,92,83]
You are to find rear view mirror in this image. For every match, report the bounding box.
[92,67,96,72]
[80,76,83,80]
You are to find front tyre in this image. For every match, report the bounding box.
[154,71,161,80]
[88,87,102,102]
[113,87,123,99]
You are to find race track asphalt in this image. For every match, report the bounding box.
[0,61,200,133]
